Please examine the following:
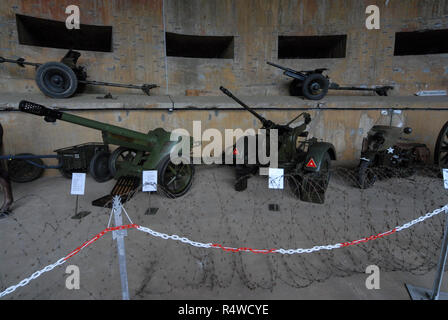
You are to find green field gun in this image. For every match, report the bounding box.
[18,100,194,205]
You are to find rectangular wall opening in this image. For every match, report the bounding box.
[278,35,347,59]
[16,14,113,52]
[166,32,234,59]
[394,29,448,56]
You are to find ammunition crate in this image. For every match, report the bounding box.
[54,142,109,172]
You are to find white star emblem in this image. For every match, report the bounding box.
[387,147,394,154]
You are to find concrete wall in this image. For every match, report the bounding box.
[0,0,447,96]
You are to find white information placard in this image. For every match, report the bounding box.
[71,173,86,195]
[268,168,284,189]
[443,169,448,190]
[142,170,158,192]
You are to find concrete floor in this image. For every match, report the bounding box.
[1,164,448,300]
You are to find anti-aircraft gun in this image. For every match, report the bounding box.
[219,86,336,204]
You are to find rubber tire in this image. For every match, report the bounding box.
[157,155,194,198]
[357,160,376,189]
[289,79,303,96]
[35,62,78,99]
[7,154,45,183]
[89,151,113,183]
[302,73,329,101]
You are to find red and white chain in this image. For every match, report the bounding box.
[2,205,448,298]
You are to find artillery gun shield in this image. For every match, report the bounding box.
[35,62,78,98]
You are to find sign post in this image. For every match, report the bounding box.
[112,196,130,300]
[71,173,86,216]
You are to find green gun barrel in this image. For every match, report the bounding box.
[19,100,157,151]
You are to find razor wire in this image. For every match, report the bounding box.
[1,203,447,299]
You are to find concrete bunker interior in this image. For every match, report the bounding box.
[0,0,448,301]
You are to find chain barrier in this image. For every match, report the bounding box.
[1,204,447,298]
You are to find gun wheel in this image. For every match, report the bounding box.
[35,62,78,99]
[435,121,448,171]
[158,156,194,198]
[7,154,44,183]
[357,161,376,189]
[302,73,329,100]
[89,150,113,183]
[108,147,138,177]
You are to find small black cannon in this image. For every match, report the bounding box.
[268,61,393,100]
[0,50,158,98]
[267,61,330,100]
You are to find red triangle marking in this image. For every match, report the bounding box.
[233,148,239,155]
[306,158,317,168]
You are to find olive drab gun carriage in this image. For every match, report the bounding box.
[18,100,194,206]
[219,86,336,204]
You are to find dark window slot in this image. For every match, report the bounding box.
[394,29,448,56]
[166,32,234,59]
[16,14,112,52]
[278,35,347,59]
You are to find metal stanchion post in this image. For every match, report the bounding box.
[406,208,448,300]
[112,196,130,300]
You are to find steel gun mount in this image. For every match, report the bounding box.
[219,86,335,204]
[1,50,158,98]
[19,100,194,205]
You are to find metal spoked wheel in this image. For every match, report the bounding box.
[302,73,329,100]
[435,121,448,170]
[158,155,194,198]
[108,147,138,177]
[35,62,78,98]
[7,154,45,183]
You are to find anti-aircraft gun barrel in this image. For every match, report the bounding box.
[219,86,269,126]
[19,100,156,151]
